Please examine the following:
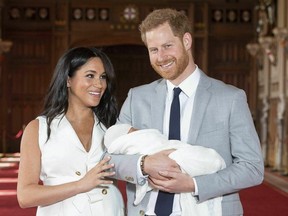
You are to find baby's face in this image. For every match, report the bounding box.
[128,127,138,133]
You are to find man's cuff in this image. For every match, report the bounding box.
[137,155,148,185]
[192,178,199,196]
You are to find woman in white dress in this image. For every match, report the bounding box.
[17,47,124,216]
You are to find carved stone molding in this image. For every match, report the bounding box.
[260,97,269,164]
[273,27,288,41]
[273,27,288,54]
[258,36,277,64]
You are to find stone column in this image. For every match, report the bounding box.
[258,37,274,165]
[271,0,288,173]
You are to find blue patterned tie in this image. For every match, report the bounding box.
[154,87,181,216]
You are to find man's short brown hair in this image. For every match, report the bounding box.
[139,8,193,45]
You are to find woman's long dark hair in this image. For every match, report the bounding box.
[41,47,118,140]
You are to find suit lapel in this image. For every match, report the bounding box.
[149,74,212,141]
[188,71,212,144]
[151,80,166,132]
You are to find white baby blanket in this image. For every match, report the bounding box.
[104,124,226,216]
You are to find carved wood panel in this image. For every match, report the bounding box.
[208,37,252,93]
[103,45,159,106]
[4,34,52,152]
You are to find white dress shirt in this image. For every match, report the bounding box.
[145,66,201,215]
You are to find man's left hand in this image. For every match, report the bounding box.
[148,170,195,193]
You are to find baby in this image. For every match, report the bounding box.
[104,124,226,216]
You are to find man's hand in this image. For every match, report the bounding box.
[148,170,195,193]
[144,149,179,180]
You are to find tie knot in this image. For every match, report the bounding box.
[173,87,182,97]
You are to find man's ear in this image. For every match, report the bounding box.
[183,32,192,50]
